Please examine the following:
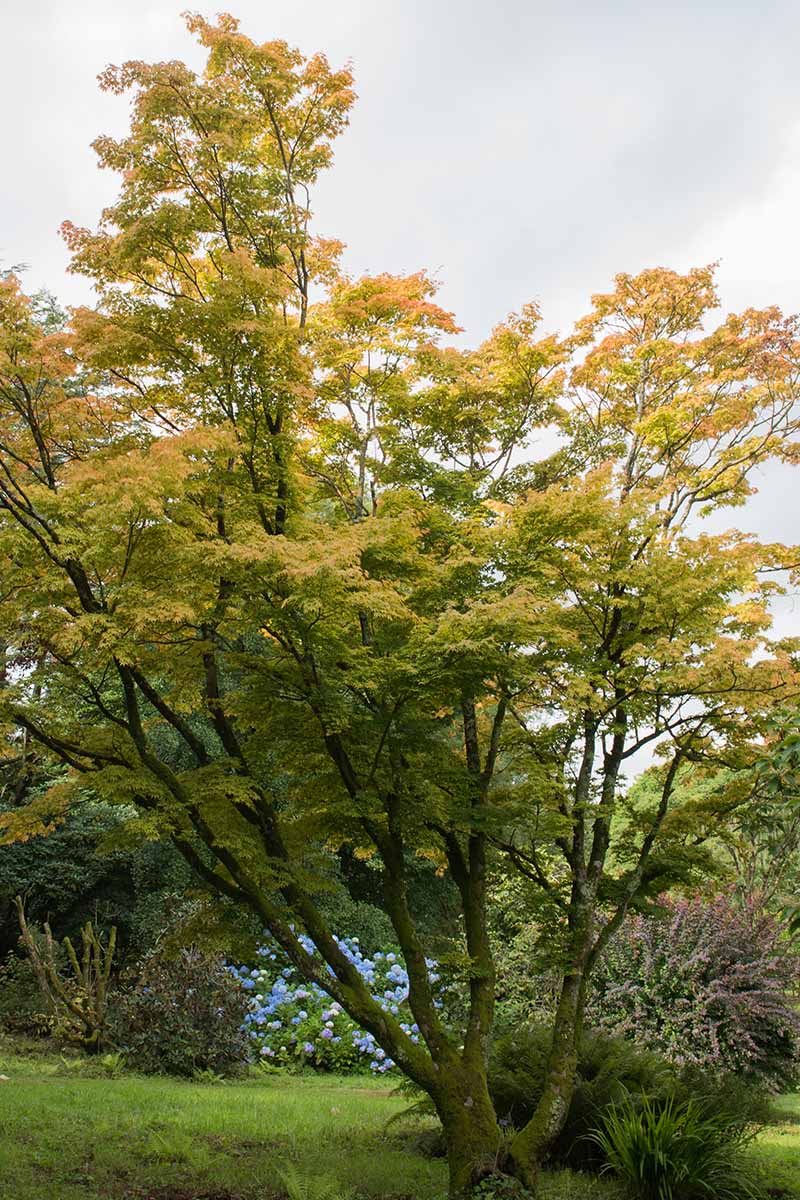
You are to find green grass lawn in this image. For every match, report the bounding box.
[0,1036,618,1200]
[750,1092,800,1198]
[0,1038,443,1199]
[0,1034,797,1200]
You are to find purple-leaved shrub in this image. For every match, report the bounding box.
[588,892,800,1091]
[111,946,250,1077]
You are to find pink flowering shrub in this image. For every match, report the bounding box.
[588,893,800,1091]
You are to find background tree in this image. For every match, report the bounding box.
[619,755,800,922]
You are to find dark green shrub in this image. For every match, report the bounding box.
[590,1093,760,1200]
[671,1064,772,1131]
[0,952,53,1036]
[489,1024,675,1168]
[404,1024,767,1172]
[110,946,249,1077]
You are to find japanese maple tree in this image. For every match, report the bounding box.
[2,15,800,1195]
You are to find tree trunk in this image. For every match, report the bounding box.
[509,969,585,1189]
[435,1066,503,1197]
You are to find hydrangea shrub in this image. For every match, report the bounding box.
[232,934,444,1073]
[588,892,800,1091]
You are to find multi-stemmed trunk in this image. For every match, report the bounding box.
[423,966,588,1197]
[414,895,594,1198]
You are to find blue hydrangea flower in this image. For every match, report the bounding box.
[235,936,448,1076]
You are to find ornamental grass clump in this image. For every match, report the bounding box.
[590,1093,761,1200]
[233,935,446,1074]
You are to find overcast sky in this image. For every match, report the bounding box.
[3,0,800,572]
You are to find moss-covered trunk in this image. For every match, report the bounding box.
[435,1066,503,1197]
[508,968,584,1188]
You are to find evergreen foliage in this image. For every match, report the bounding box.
[110,946,250,1077]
